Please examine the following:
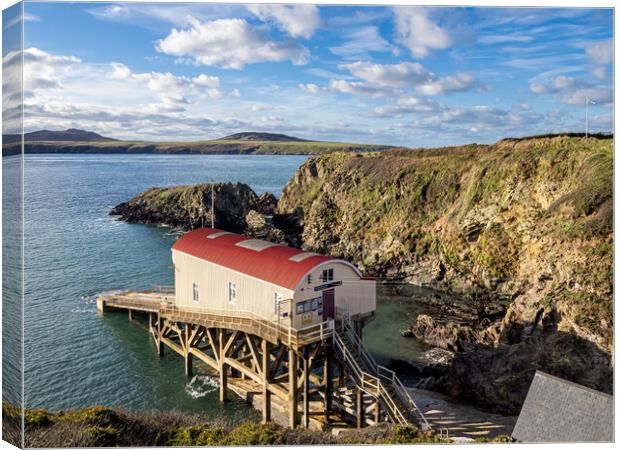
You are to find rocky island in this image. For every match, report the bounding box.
[110,134,613,416]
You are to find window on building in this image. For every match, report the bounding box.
[193,283,199,303]
[228,282,237,304]
[322,268,334,282]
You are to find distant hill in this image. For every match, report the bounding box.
[2,129,393,156]
[3,128,117,144]
[220,132,308,142]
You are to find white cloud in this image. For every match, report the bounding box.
[591,66,607,80]
[193,73,220,89]
[93,5,131,19]
[416,72,477,96]
[586,39,613,65]
[337,61,478,96]
[251,104,272,111]
[340,61,431,87]
[529,74,612,106]
[559,87,613,106]
[329,26,395,58]
[87,3,249,28]
[106,62,222,103]
[20,47,81,91]
[478,33,533,45]
[393,7,451,58]
[373,95,440,117]
[24,13,41,22]
[156,18,309,69]
[299,83,321,94]
[328,79,391,97]
[247,4,321,39]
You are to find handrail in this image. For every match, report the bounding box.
[160,303,333,346]
[336,305,430,430]
[101,288,333,346]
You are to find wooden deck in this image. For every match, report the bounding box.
[98,290,334,348]
[97,288,427,433]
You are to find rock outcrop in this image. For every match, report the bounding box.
[277,135,613,414]
[110,182,281,239]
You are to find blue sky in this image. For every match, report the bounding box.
[2,2,614,146]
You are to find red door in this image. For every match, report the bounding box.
[322,289,335,319]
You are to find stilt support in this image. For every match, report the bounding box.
[157,315,164,356]
[219,328,228,402]
[184,326,193,377]
[323,346,332,423]
[356,386,365,429]
[302,348,310,429]
[288,349,298,428]
[262,339,271,424]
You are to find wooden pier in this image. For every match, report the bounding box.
[97,287,429,432]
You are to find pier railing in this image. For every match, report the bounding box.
[99,287,334,347]
[160,303,334,347]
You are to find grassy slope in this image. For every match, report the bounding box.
[278,135,613,351]
[3,404,454,447]
[4,138,393,155]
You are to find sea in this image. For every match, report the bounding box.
[2,154,427,418]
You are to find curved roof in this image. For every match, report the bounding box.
[172,228,362,290]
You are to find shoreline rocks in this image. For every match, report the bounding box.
[110,182,289,243]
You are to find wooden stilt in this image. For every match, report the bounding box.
[302,347,310,429]
[128,309,133,321]
[323,346,332,423]
[374,400,381,423]
[356,386,365,429]
[157,315,164,356]
[288,349,298,428]
[184,325,193,377]
[261,339,271,424]
[219,328,228,402]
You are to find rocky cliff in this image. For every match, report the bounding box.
[277,135,613,414]
[110,182,285,242]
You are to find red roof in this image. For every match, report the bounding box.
[171,228,359,290]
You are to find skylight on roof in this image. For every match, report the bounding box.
[235,239,280,251]
[289,252,319,262]
[207,231,233,239]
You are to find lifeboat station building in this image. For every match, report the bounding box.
[171,228,376,332]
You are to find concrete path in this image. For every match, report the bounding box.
[408,388,517,441]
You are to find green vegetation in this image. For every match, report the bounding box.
[279,135,613,349]
[4,403,446,447]
[4,137,393,156]
[473,435,515,443]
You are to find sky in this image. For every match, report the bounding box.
[2,2,614,147]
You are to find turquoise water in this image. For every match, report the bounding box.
[5,153,428,417]
[18,154,305,417]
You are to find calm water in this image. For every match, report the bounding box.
[4,154,428,416]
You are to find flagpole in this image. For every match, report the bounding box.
[585,96,589,138]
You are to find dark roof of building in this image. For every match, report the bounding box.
[512,371,613,443]
[172,228,364,290]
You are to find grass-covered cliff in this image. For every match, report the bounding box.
[278,135,613,413]
[3,404,447,447]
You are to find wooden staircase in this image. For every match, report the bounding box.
[333,311,430,430]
